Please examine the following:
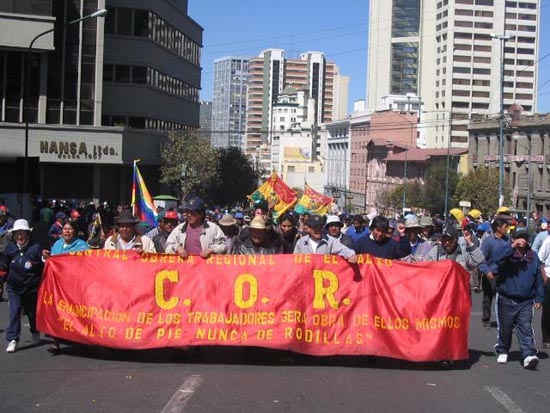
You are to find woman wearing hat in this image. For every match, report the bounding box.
[104,210,156,253]
[1,219,48,353]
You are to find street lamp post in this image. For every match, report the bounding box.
[23,8,107,194]
[513,132,532,228]
[491,33,513,208]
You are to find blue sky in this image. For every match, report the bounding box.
[189,0,550,114]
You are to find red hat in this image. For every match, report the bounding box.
[164,210,179,220]
[70,209,80,219]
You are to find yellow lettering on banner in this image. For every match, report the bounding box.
[373,315,409,330]
[415,316,460,330]
[155,270,179,310]
[137,312,153,324]
[323,255,339,264]
[294,254,311,264]
[42,291,53,306]
[312,270,339,310]
[256,329,273,340]
[234,274,258,309]
[125,327,143,340]
[156,327,182,340]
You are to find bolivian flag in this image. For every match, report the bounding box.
[294,183,334,216]
[248,172,297,220]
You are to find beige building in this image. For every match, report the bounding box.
[469,111,550,217]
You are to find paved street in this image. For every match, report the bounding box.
[1,291,549,413]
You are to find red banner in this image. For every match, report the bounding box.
[37,251,471,361]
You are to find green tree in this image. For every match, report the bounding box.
[453,167,509,214]
[205,147,262,206]
[160,132,217,198]
[423,159,459,215]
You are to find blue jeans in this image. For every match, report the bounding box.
[6,285,38,342]
[495,293,537,359]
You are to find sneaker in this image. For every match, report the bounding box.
[497,353,508,364]
[31,332,41,345]
[483,321,491,330]
[6,340,17,353]
[523,355,539,370]
[473,286,481,293]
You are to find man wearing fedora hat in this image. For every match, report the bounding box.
[1,219,49,353]
[104,209,156,253]
[165,196,226,259]
[217,213,240,253]
[233,216,282,255]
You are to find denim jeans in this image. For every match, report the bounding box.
[6,285,38,342]
[482,276,496,323]
[495,293,537,359]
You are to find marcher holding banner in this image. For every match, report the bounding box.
[104,210,156,253]
[165,196,226,258]
[294,215,357,262]
[354,216,411,259]
[233,216,282,255]
[426,225,484,270]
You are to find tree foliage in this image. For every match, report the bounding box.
[206,147,261,207]
[160,133,217,198]
[453,167,508,214]
[423,159,459,215]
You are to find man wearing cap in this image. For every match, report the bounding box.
[537,233,550,348]
[146,210,179,253]
[165,197,226,259]
[294,215,357,263]
[104,210,156,253]
[1,219,48,353]
[354,216,411,260]
[493,227,544,369]
[47,211,67,246]
[324,215,353,249]
[233,216,282,255]
[426,224,484,270]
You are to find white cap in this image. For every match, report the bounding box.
[10,219,33,232]
[324,215,343,229]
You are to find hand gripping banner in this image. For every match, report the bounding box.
[37,251,471,361]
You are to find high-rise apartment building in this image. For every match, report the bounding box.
[244,49,348,168]
[367,0,540,149]
[211,56,248,149]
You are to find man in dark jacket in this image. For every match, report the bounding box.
[1,219,47,353]
[493,227,544,369]
[354,215,411,259]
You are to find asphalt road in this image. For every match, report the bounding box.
[0,291,548,413]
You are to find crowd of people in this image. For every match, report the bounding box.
[0,197,549,370]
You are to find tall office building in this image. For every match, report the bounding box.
[244,49,348,168]
[211,56,248,149]
[367,0,540,149]
[0,0,203,202]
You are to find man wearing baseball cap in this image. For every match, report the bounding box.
[294,215,357,263]
[146,210,179,253]
[165,196,226,259]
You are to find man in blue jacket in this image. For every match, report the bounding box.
[491,227,544,369]
[354,216,411,259]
